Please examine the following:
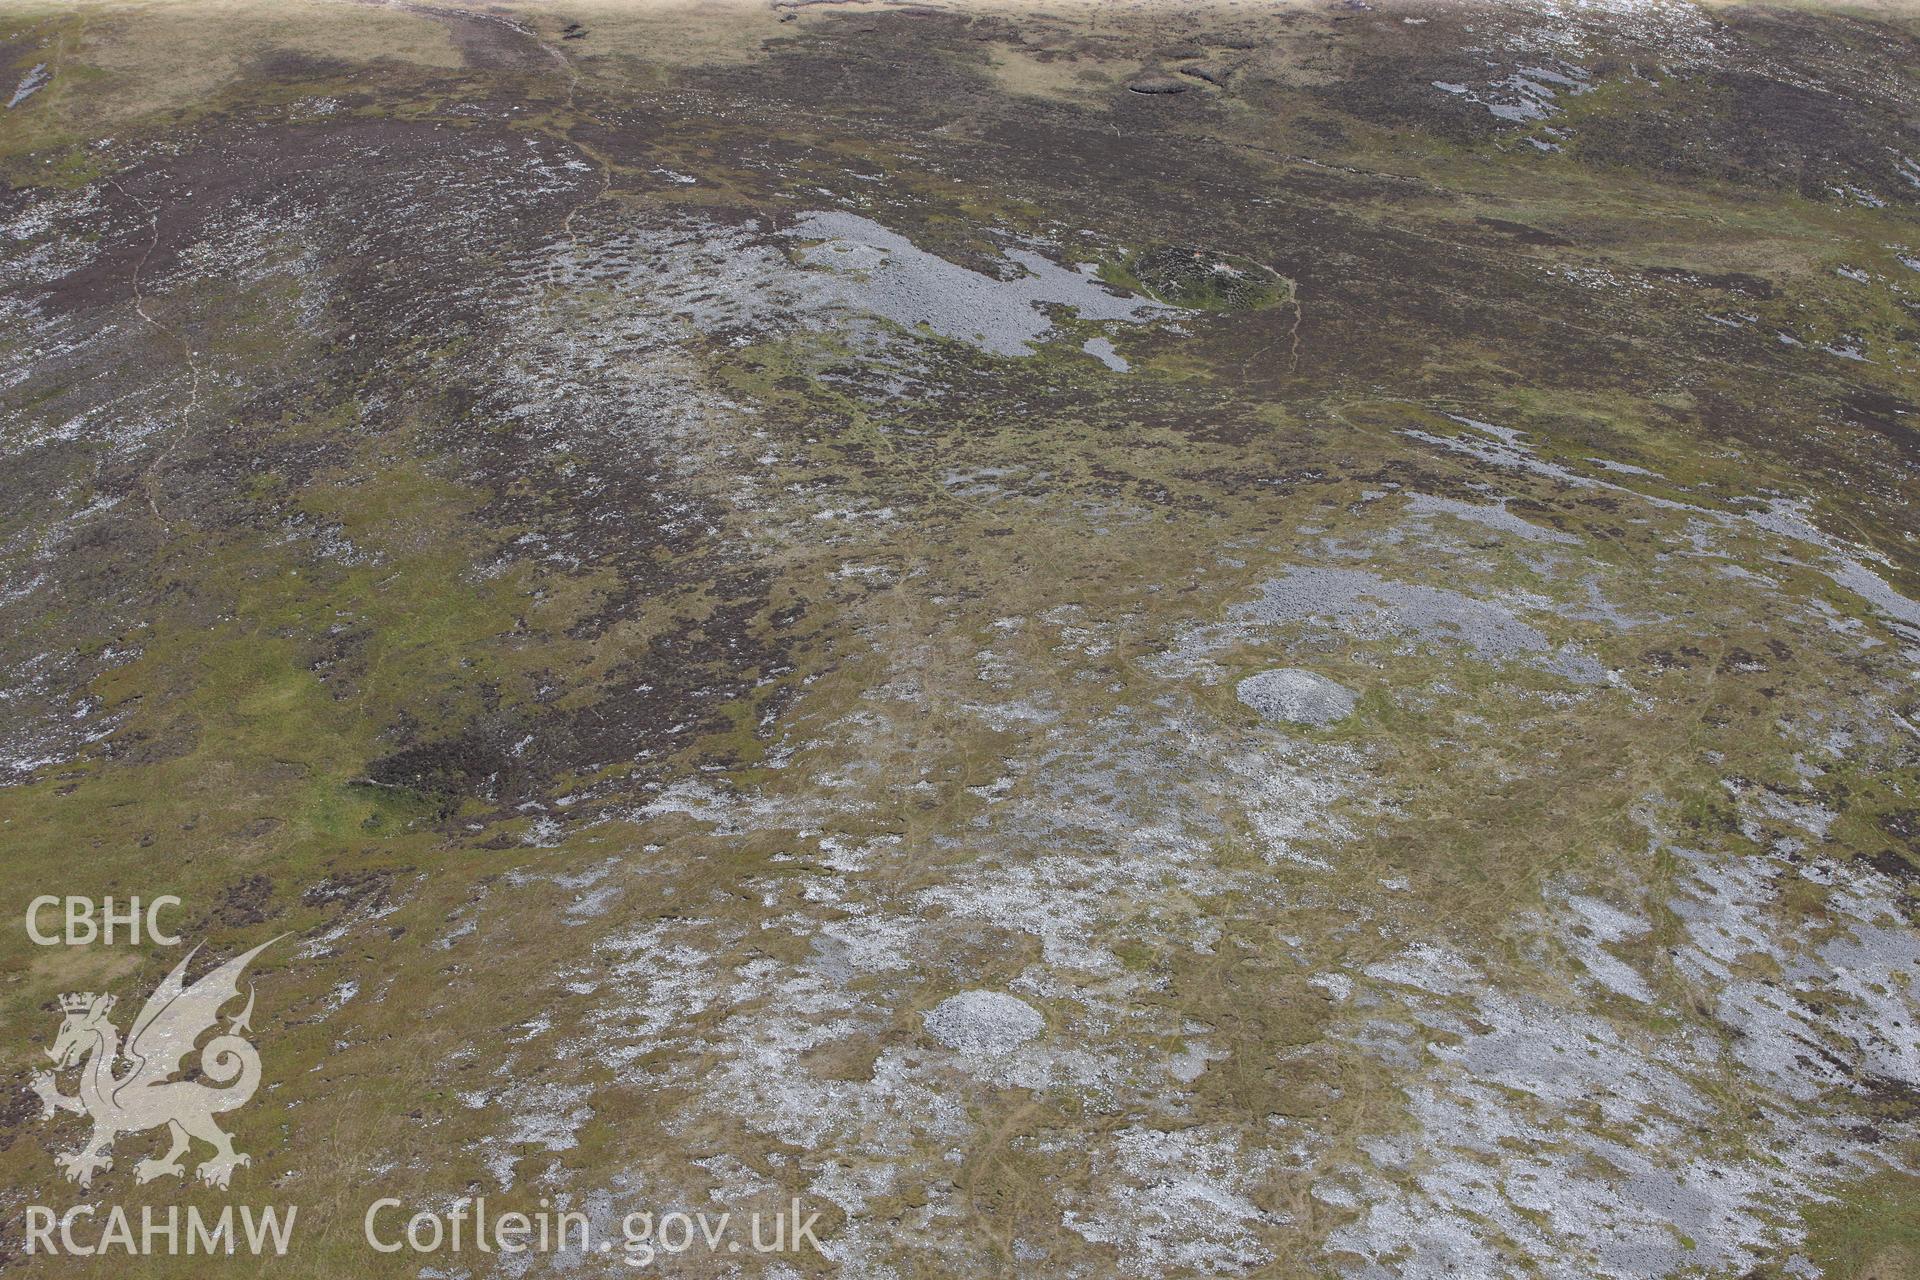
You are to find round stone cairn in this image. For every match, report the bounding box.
[925,991,1045,1058]
[1236,668,1357,727]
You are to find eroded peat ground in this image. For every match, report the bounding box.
[2,1,1920,1276]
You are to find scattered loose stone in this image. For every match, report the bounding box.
[786,210,1165,358]
[8,64,49,110]
[1082,336,1129,371]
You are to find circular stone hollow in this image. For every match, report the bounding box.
[1236,668,1357,727]
[1126,73,1190,95]
[924,990,1045,1058]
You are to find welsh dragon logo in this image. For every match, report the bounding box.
[31,938,276,1190]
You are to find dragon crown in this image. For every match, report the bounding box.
[58,992,112,1015]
